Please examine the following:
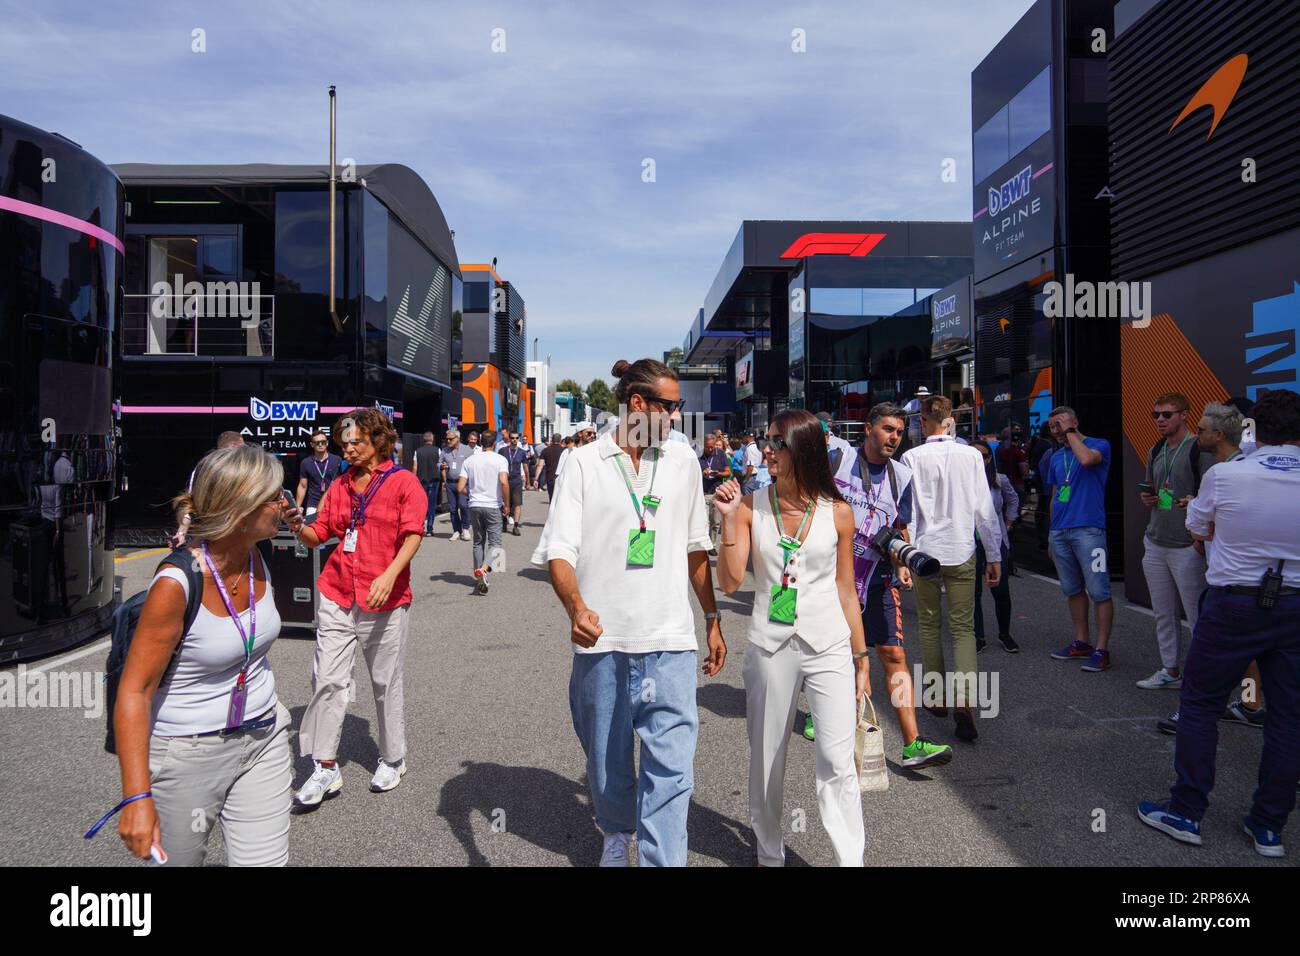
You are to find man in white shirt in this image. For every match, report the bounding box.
[556,422,595,478]
[533,358,726,867]
[902,385,930,451]
[458,430,510,594]
[740,430,764,494]
[899,393,1002,741]
[817,412,854,473]
[1140,388,1300,858]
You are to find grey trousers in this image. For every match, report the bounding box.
[298,595,409,764]
[470,506,503,570]
[148,701,292,867]
[1142,539,1207,670]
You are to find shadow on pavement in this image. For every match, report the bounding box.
[287,707,379,809]
[698,682,747,719]
[433,570,479,588]
[515,567,552,584]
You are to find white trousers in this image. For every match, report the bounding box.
[1141,540,1207,670]
[744,636,864,867]
[298,595,409,764]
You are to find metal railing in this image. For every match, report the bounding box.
[122,292,274,357]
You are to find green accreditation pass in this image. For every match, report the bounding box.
[769,583,797,624]
[627,528,656,567]
[1057,485,1072,503]
[1057,450,1075,504]
[1157,487,1174,510]
[612,450,660,568]
[767,484,813,626]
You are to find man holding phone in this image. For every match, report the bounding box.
[699,435,731,554]
[1136,393,1213,690]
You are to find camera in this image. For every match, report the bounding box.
[870,526,941,579]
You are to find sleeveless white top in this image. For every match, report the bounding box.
[147,550,281,736]
[748,492,850,654]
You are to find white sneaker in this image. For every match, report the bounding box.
[370,758,407,792]
[460,530,472,541]
[293,761,343,806]
[599,831,631,867]
[1136,667,1183,690]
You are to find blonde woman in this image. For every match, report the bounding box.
[714,409,870,867]
[111,444,292,866]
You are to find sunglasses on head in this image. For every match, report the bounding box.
[634,392,686,414]
[758,435,789,452]
[1151,410,1182,420]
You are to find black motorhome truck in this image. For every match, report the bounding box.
[111,164,462,544]
[0,114,124,662]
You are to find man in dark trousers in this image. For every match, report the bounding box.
[540,434,566,501]
[414,430,442,536]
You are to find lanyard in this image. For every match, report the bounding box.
[200,543,256,684]
[1158,433,1192,488]
[611,449,659,533]
[348,467,393,529]
[313,456,332,486]
[770,483,814,588]
[1059,447,1077,486]
[1225,450,1245,462]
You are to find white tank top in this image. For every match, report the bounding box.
[148,551,281,736]
[748,491,850,654]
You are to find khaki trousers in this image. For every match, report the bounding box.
[913,553,979,707]
[298,595,409,764]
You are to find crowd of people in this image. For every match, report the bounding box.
[99,360,1300,867]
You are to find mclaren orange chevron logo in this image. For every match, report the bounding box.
[780,233,886,258]
[1170,53,1248,140]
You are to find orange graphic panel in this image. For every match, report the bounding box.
[461,363,501,426]
[1120,313,1228,457]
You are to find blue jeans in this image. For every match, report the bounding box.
[446,483,470,534]
[1049,526,1112,602]
[422,480,441,532]
[1171,590,1300,830]
[568,649,699,866]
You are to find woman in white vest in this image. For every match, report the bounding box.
[714,409,871,866]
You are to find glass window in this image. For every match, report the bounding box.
[973,105,1009,183]
[1008,66,1052,157]
[463,281,490,311]
[810,288,862,315]
[201,235,237,276]
[861,288,916,316]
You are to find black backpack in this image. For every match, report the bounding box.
[103,548,204,754]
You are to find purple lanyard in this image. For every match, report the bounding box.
[314,456,331,487]
[348,467,393,529]
[200,542,256,688]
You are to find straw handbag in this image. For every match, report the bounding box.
[854,694,889,792]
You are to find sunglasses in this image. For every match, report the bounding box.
[311,440,328,446]
[635,392,686,414]
[1151,410,1182,420]
[759,435,790,452]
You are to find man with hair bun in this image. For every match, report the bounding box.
[534,357,725,867]
[285,407,426,805]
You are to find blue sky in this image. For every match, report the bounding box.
[3,0,1035,390]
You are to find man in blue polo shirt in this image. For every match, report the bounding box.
[1043,405,1115,672]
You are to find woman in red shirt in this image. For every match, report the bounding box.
[286,407,426,806]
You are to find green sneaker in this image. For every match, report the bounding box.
[901,736,953,768]
[803,714,815,741]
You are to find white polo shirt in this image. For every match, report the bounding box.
[462,450,508,508]
[532,432,711,654]
[1185,445,1300,588]
[899,434,1002,565]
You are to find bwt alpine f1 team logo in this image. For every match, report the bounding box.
[988,165,1033,218]
[249,397,319,421]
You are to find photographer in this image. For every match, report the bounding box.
[1139,389,1300,857]
[899,394,1002,742]
[832,402,953,767]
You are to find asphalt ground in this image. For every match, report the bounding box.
[0,489,1291,867]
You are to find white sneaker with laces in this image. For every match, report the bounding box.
[461,530,472,541]
[1136,667,1183,690]
[600,831,631,867]
[293,762,343,807]
[370,758,407,792]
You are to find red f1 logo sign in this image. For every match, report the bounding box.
[780,232,887,259]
